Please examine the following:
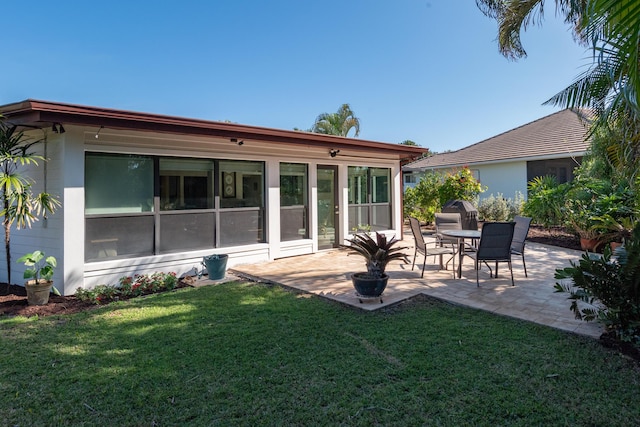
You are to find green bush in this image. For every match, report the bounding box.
[555,222,640,343]
[437,167,485,207]
[477,192,523,221]
[404,168,485,224]
[403,173,441,223]
[75,272,180,304]
[522,176,568,227]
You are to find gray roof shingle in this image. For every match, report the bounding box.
[405,109,591,171]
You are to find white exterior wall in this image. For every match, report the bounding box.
[4,130,66,289]
[4,125,405,294]
[475,161,528,202]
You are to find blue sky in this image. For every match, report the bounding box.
[3,1,589,153]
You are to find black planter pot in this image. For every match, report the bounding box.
[351,273,389,298]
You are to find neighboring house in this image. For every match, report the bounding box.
[403,109,591,200]
[0,100,426,295]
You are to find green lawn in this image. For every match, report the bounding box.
[1,282,639,426]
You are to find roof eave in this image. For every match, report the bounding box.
[1,99,429,161]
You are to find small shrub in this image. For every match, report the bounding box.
[478,192,524,221]
[75,272,180,305]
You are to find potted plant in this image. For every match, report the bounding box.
[17,250,58,305]
[591,214,636,250]
[342,232,409,302]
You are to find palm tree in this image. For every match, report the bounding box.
[310,104,361,137]
[0,118,60,285]
[476,0,640,174]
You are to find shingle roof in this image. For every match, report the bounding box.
[404,109,591,171]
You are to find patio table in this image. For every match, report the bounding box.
[440,229,481,278]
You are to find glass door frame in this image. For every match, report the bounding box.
[316,164,339,249]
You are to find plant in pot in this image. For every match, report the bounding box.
[17,250,59,306]
[564,205,603,251]
[342,232,409,302]
[591,214,636,251]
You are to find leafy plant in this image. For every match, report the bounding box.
[16,250,57,283]
[75,272,179,304]
[403,173,441,223]
[555,222,640,343]
[522,176,568,227]
[437,167,485,207]
[342,232,409,278]
[0,118,61,285]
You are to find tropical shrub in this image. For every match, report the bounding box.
[522,176,568,227]
[555,222,640,343]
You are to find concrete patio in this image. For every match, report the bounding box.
[230,231,603,339]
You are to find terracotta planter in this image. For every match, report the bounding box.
[580,237,602,252]
[25,280,54,306]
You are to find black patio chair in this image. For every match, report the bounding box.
[435,212,464,267]
[511,216,532,277]
[466,221,516,287]
[408,217,456,278]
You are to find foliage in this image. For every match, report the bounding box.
[403,172,440,223]
[16,250,57,282]
[75,272,179,304]
[476,0,640,189]
[522,176,568,227]
[342,232,409,278]
[555,222,640,343]
[309,103,360,137]
[404,168,485,224]
[0,118,60,284]
[399,139,419,146]
[477,192,524,221]
[437,167,486,206]
[563,175,636,239]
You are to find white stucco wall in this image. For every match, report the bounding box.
[475,161,528,202]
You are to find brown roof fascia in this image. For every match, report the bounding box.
[1,99,428,160]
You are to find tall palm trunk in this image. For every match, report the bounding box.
[3,189,10,286]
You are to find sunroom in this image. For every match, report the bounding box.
[0,100,426,295]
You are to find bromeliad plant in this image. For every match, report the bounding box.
[343,232,409,278]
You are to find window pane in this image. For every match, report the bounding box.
[281,163,308,240]
[85,216,154,261]
[219,209,264,246]
[160,158,214,210]
[159,212,215,253]
[86,153,154,214]
[280,163,308,206]
[281,206,308,241]
[371,168,390,203]
[371,205,391,230]
[348,166,368,204]
[348,206,370,232]
[220,161,264,208]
